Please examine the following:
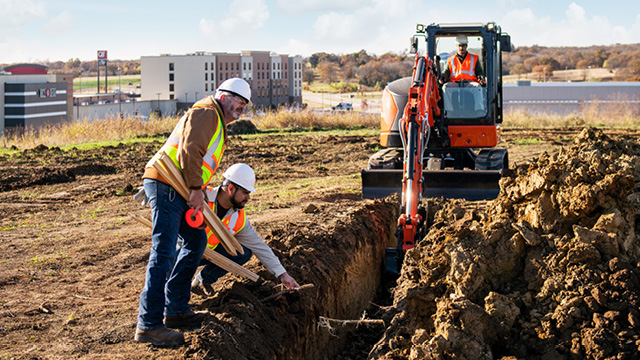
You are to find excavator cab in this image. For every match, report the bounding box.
[362,22,512,201]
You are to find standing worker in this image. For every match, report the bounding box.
[191,163,299,296]
[135,78,251,346]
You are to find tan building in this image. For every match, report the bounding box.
[141,51,303,110]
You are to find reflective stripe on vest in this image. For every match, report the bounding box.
[449,53,478,82]
[147,104,225,188]
[206,203,246,249]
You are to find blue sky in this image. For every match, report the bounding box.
[1,0,638,63]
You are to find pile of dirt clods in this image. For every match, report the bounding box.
[371,128,640,359]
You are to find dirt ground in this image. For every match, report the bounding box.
[1,126,639,359]
[371,128,640,360]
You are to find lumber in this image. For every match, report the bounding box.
[202,248,259,282]
[129,212,259,282]
[153,153,244,256]
[130,213,152,228]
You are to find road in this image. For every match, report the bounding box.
[302,90,382,113]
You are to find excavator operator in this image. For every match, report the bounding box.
[440,34,485,88]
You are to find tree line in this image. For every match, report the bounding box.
[2,43,639,85]
[0,58,140,77]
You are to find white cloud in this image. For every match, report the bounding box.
[299,0,422,55]
[499,2,639,47]
[44,11,74,35]
[199,0,269,38]
[278,38,312,57]
[0,0,46,41]
[276,0,368,15]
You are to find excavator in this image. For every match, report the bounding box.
[361,22,512,273]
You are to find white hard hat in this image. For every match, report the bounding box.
[455,34,468,45]
[223,163,256,192]
[217,78,251,103]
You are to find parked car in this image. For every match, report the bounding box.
[332,102,353,111]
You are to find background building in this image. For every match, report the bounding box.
[503,81,640,114]
[1,64,74,137]
[140,51,303,110]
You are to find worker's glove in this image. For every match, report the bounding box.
[133,186,149,206]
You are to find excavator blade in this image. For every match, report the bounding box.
[361,169,502,200]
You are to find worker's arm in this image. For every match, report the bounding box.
[475,56,485,84]
[235,221,292,281]
[440,63,451,84]
[178,107,220,190]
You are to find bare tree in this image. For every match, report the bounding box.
[317,62,340,83]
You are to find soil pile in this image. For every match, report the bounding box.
[372,128,640,359]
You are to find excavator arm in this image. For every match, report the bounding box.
[397,54,440,253]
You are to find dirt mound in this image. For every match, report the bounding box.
[372,128,640,359]
[227,119,258,135]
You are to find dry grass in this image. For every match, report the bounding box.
[250,108,379,130]
[0,110,379,150]
[0,115,178,149]
[2,102,639,150]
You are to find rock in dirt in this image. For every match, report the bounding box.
[371,128,640,359]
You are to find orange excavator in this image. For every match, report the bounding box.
[361,23,512,273]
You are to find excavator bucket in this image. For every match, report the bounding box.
[361,168,501,200]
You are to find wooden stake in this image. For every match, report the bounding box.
[130,213,152,228]
[129,212,259,282]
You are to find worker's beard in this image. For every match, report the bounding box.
[230,190,247,209]
[230,196,246,209]
[231,106,243,120]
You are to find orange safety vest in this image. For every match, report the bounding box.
[448,53,478,82]
[147,104,225,188]
[206,202,246,249]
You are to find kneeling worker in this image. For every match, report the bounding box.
[191,163,300,295]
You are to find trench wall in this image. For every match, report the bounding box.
[193,199,398,360]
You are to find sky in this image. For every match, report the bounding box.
[0,0,639,64]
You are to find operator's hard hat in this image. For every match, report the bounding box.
[455,34,468,45]
[217,78,252,103]
[223,163,256,193]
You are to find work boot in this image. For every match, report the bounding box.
[191,277,215,297]
[164,310,209,328]
[134,326,185,346]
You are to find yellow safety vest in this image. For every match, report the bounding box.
[148,104,225,188]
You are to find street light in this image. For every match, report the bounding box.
[118,67,122,118]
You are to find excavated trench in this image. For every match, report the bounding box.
[186,198,400,359]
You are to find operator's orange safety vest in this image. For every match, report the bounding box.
[449,53,478,82]
[206,202,246,250]
[149,104,225,188]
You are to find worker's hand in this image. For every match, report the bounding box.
[478,77,486,87]
[188,188,205,212]
[279,272,300,290]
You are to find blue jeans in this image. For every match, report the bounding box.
[196,244,253,285]
[137,179,207,330]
